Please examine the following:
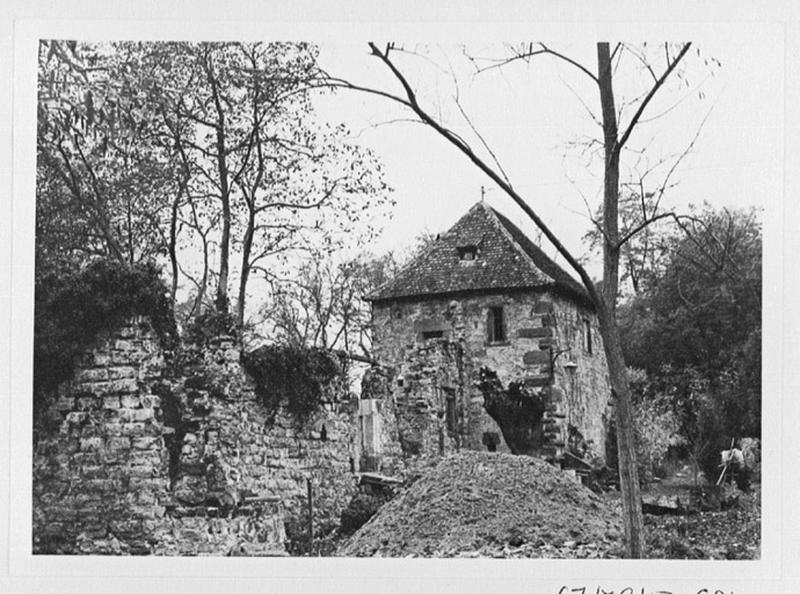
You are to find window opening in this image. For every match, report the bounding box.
[487,306,506,343]
[457,245,478,261]
[583,318,593,354]
[482,431,500,452]
[445,390,457,433]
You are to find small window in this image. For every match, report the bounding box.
[583,318,593,354]
[482,431,500,452]
[457,245,478,261]
[487,306,506,343]
[422,330,444,340]
[445,390,457,433]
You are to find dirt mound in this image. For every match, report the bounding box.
[337,451,623,558]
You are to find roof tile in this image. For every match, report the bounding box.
[369,202,587,301]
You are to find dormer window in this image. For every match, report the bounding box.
[458,245,478,262]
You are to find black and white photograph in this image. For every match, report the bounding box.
[2,3,797,593]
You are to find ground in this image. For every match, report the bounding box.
[641,463,761,559]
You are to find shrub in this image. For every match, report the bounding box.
[605,368,685,486]
[633,395,684,484]
[241,344,343,425]
[183,308,238,347]
[34,258,176,417]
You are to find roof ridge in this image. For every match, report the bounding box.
[489,207,587,296]
[482,205,558,285]
[367,200,588,302]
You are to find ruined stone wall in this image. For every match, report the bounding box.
[33,319,358,555]
[167,336,357,540]
[33,319,169,554]
[370,290,612,464]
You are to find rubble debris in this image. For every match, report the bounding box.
[338,451,622,558]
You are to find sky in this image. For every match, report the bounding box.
[311,38,781,280]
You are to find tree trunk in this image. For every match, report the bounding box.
[236,207,255,328]
[597,42,644,558]
[205,49,231,314]
[597,299,644,557]
[168,192,180,306]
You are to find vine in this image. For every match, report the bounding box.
[241,344,343,425]
[34,258,177,417]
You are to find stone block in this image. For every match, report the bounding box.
[108,366,137,380]
[106,436,131,451]
[75,380,111,394]
[103,396,121,409]
[132,436,161,450]
[140,394,161,408]
[523,350,551,365]
[549,387,565,403]
[533,300,554,314]
[119,422,146,436]
[108,378,138,394]
[75,368,108,383]
[523,375,551,388]
[75,396,99,411]
[129,450,164,466]
[516,327,553,339]
[80,465,107,479]
[120,394,141,409]
[113,339,134,351]
[53,396,76,411]
[65,411,89,424]
[91,352,111,366]
[79,437,104,451]
[128,408,154,422]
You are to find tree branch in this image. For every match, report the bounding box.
[615,43,692,156]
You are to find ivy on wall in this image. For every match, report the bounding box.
[34,259,177,416]
[242,345,343,425]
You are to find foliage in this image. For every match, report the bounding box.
[37,41,179,269]
[34,258,177,415]
[241,344,343,424]
[36,40,394,327]
[627,368,685,485]
[182,308,239,347]
[617,205,761,466]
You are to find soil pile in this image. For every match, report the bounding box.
[337,451,623,558]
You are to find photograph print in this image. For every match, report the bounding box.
[31,38,766,560]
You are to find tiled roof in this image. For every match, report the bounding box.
[368,201,588,302]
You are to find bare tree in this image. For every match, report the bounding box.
[324,41,697,557]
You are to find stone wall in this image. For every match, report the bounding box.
[369,290,612,465]
[32,318,358,555]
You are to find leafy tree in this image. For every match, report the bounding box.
[36,41,393,332]
[37,41,179,274]
[618,206,761,479]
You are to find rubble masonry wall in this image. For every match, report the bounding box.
[32,318,357,555]
[370,291,612,463]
